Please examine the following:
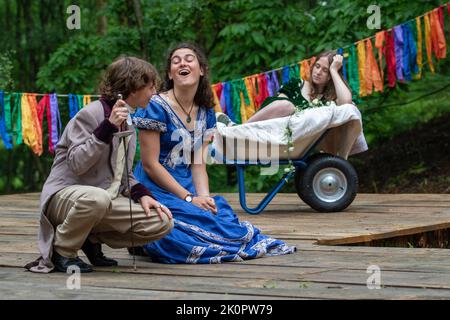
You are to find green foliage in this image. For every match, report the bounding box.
[0,0,449,194]
[0,51,15,90]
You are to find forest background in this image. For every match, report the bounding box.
[0,0,448,195]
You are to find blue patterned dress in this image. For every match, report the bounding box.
[132,94,296,263]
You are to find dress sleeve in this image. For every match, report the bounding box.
[132,99,168,133]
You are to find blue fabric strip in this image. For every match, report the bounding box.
[338,48,348,81]
[282,66,290,84]
[223,82,236,123]
[68,94,78,119]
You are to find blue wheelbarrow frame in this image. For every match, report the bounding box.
[221,129,331,214]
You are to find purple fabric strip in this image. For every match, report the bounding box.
[49,93,60,152]
[265,72,274,97]
[394,25,404,81]
[272,70,280,92]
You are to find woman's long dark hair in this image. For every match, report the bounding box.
[163,42,214,109]
[309,50,352,102]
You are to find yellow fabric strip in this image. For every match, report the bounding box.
[21,94,43,155]
[244,77,256,117]
[416,17,423,79]
[83,95,91,106]
[424,13,435,73]
[356,41,367,97]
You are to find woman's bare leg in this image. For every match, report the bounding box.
[247,99,296,123]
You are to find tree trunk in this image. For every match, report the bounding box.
[132,0,147,59]
[96,0,108,35]
[15,0,24,89]
[22,0,37,90]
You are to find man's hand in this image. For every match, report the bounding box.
[109,99,129,127]
[139,195,172,221]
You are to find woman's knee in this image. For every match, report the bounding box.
[277,100,295,116]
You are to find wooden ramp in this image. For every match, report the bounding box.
[1,193,450,300]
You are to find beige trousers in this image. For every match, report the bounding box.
[46,185,173,258]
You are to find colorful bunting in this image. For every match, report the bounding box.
[1,4,449,156]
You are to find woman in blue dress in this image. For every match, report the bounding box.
[132,43,296,264]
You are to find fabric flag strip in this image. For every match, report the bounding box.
[356,41,367,97]
[393,25,405,81]
[424,13,435,73]
[21,94,43,155]
[230,80,242,124]
[12,93,23,145]
[244,77,257,117]
[300,58,311,81]
[68,93,79,119]
[0,91,13,149]
[254,73,269,109]
[401,24,412,81]
[282,66,290,84]
[265,72,274,97]
[211,84,222,113]
[415,16,423,79]
[37,94,52,153]
[375,31,386,82]
[337,48,347,81]
[385,30,397,87]
[430,8,447,60]
[83,95,91,107]
[364,39,383,93]
[271,70,280,92]
[347,44,360,97]
[50,93,62,153]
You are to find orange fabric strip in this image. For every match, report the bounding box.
[365,39,383,93]
[430,8,446,59]
[375,31,386,82]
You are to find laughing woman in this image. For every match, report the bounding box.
[132,43,296,263]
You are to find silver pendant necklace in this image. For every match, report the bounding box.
[172,89,194,123]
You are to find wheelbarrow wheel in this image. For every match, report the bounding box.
[294,154,358,212]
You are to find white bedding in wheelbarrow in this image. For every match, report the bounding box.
[212,103,368,162]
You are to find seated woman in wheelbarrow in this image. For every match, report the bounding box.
[217,50,352,125]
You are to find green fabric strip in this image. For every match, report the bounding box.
[12,93,23,145]
[3,93,12,133]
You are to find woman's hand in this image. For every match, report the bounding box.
[139,195,173,221]
[109,99,129,127]
[330,54,344,73]
[192,196,218,214]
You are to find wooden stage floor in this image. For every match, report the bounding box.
[1,192,450,300]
